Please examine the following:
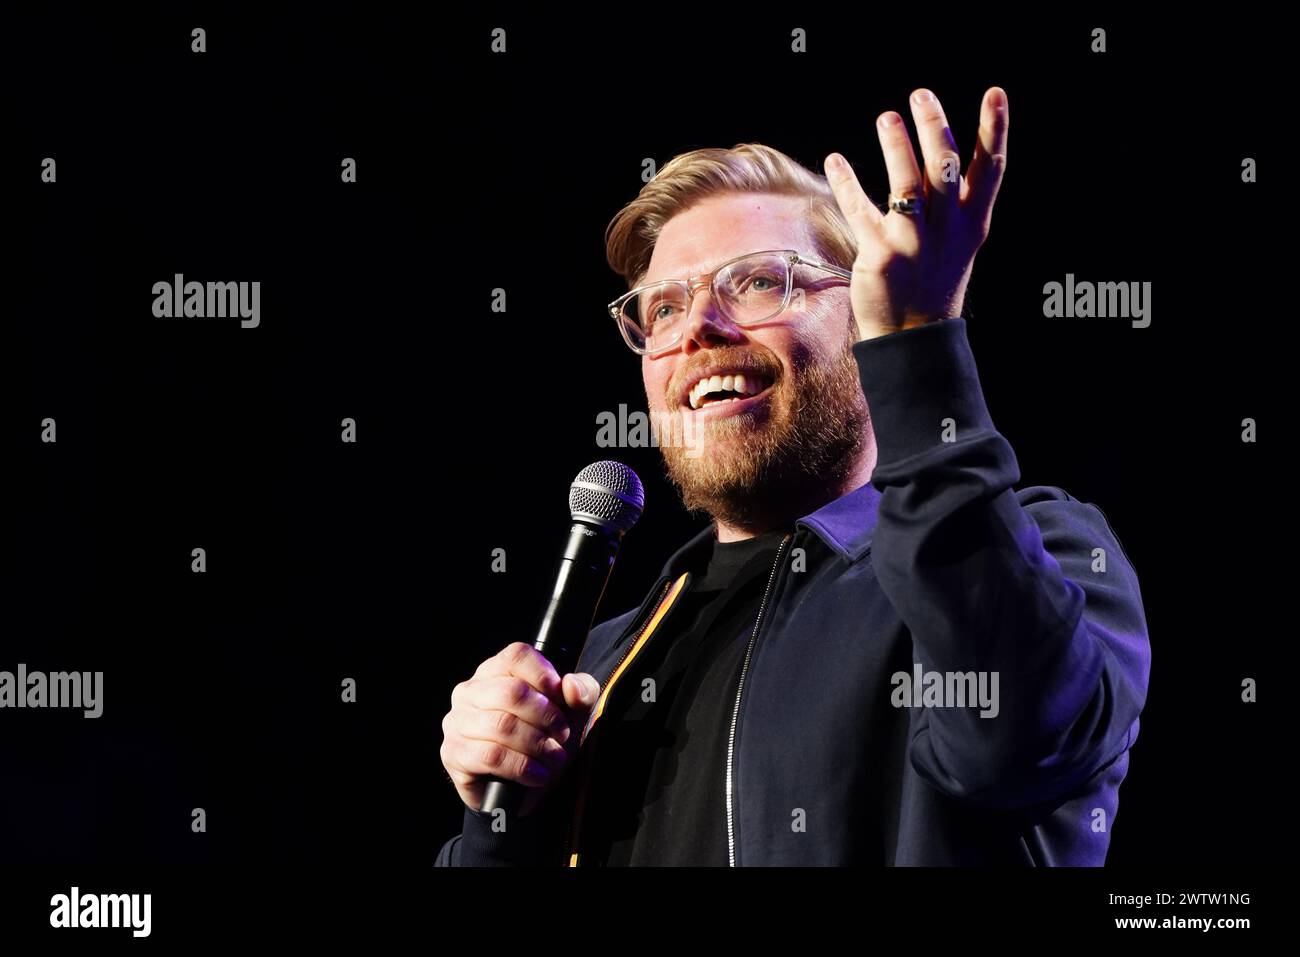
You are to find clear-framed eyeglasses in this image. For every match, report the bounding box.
[607,248,853,357]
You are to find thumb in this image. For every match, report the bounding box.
[562,672,600,713]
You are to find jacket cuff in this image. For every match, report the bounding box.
[851,318,997,469]
[456,803,555,866]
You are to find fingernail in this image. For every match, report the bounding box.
[556,723,571,744]
[827,153,845,170]
[912,89,935,104]
[878,112,899,128]
[988,87,1006,110]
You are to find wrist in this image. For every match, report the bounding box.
[854,314,952,343]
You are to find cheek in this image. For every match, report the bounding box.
[643,363,669,408]
[773,334,819,384]
[789,301,849,365]
[753,329,803,378]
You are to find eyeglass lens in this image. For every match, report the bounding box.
[621,251,791,353]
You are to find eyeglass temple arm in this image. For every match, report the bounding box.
[793,253,854,281]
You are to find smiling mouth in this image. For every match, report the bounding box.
[685,372,775,411]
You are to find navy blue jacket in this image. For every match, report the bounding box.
[436,318,1150,866]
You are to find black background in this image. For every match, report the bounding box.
[6,2,1279,937]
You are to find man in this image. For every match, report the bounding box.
[436,87,1150,866]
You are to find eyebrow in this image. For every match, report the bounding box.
[642,261,714,287]
[639,248,816,288]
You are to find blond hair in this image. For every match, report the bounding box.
[605,143,858,291]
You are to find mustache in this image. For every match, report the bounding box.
[669,349,783,401]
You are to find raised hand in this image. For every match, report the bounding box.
[823,86,1009,341]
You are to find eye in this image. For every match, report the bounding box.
[739,272,782,293]
[642,289,687,328]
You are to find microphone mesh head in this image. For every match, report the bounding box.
[569,461,644,534]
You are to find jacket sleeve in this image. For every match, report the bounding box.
[434,801,565,867]
[852,318,1151,809]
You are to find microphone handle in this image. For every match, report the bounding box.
[480,522,619,816]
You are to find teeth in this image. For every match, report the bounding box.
[687,371,771,409]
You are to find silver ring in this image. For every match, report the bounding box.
[888,193,923,215]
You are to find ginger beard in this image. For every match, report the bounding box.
[659,328,871,531]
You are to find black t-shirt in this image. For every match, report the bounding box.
[583,527,788,866]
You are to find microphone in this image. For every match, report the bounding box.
[479,460,645,816]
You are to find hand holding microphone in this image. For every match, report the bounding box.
[440,643,600,819]
[438,461,644,820]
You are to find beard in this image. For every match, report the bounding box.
[659,329,871,532]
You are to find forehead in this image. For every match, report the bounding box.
[644,192,815,282]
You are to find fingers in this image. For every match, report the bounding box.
[874,110,925,207]
[443,733,559,790]
[455,707,568,767]
[964,86,1009,232]
[562,672,600,713]
[441,672,575,792]
[475,641,564,704]
[908,89,961,209]
[453,673,572,741]
[441,653,597,809]
[823,152,884,246]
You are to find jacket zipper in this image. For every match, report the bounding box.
[561,574,682,866]
[725,533,791,867]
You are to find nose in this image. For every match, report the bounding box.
[680,283,745,354]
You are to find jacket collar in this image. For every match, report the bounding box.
[657,480,883,577]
